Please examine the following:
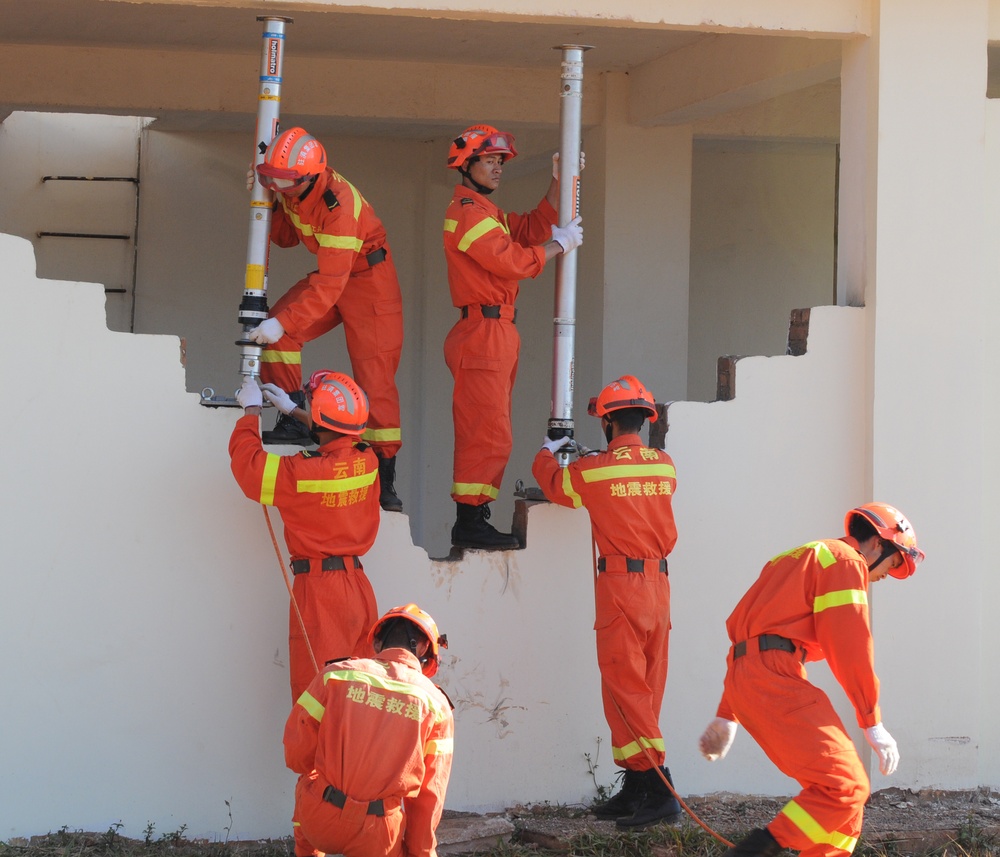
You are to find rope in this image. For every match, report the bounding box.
[591,536,732,847]
[263,505,318,675]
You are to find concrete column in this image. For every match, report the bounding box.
[597,72,693,402]
[866,0,988,787]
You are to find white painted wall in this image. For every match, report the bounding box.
[0,237,894,838]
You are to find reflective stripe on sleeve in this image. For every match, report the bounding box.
[814,588,868,614]
[780,799,858,853]
[443,219,457,234]
[361,426,402,443]
[296,690,325,723]
[260,350,302,365]
[458,217,503,253]
[561,468,583,508]
[260,453,281,505]
[425,737,454,757]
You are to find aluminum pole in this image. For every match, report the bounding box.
[549,45,591,466]
[236,16,292,380]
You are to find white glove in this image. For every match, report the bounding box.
[236,378,263,410]
[541,435,573,455]
[699,718,738,761]
[247,317,284,344]
[865,722,899,776]
[551,216,583,254]
[246,165,256,192]
[552,151,586,180]
[261,383,296,414]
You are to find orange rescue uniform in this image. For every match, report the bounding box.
[443,185,557,505]
[262,167,404,457]
[229,413,381,703]
[715,538,882,857]
[284,648,454,857]
[532,435,678,771]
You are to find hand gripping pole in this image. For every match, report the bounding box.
[549,45,591,466]
[236,16,292,381]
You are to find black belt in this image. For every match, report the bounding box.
[461,304,517,323]
[366,247,387,267]
[733,634,799,659]
[596,557,668,574]
[290,555,359,575]
[323,786,385,817]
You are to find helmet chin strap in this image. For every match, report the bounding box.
[869,541,898,573]
[459,165,494,195]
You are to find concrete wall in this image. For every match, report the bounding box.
[0,234,885,838]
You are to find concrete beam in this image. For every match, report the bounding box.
[630,34,843,126]
[111,0,870,37]
[0,44,601,133]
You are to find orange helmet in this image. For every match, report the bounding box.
[588,375,658,423]
[304,368,335,393]
[368,603,449,677]
[447,124,518,171]
[309,372,369,436]
[256,127,327,193]
[845,502,925,579]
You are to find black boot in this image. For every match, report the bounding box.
[591,769,643,819]
[451,502,519,550]
[722,828,783,857]
[615,766,682,830]
[262,390,312,446]
[377,455,403,512]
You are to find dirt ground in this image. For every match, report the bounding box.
[503,787,1000,852]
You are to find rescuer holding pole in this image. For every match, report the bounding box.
[532,376,683,829]
[698,503,924,857]
[443,124,583,550]
[247,127,405,513]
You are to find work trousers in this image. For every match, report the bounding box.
[288,563,378,704]
[724,649,870,857]
[443,312,519,505]
[294,773,404,857]
[594,569,671,771]
[262,260,404,458]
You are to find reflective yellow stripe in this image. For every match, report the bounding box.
[613,736,665,762]
[814,588,868,614]
[426,737,454,756]
[260,454,281,505]
[581,463,676,482]
[458,217,502,253]
[324,669,451,723]
[770,541,838,568]
[452,482,500,501]
[780,799,858,853]
[561,468,583,508]
[297,470,378,494]
[443,218,457,233]
[283,206,364,252]
[296,689,325,723]
[335,173,364,219]
[259,350,301,365]
[361,426,401,443]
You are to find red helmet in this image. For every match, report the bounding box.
[587,375,658,423]
[447,124,518,170]
[368,603,449,677]
[256,127,327,193]
[304,368,335,393]
[845,502,925,579]
[309,372,369,436]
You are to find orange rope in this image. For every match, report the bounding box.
[591,537,732,847]
[263,506,318,675]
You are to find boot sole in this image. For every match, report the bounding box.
[614,810,683,830]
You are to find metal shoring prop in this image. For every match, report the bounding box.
[236,16,293,382]
[548,45,592,466]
